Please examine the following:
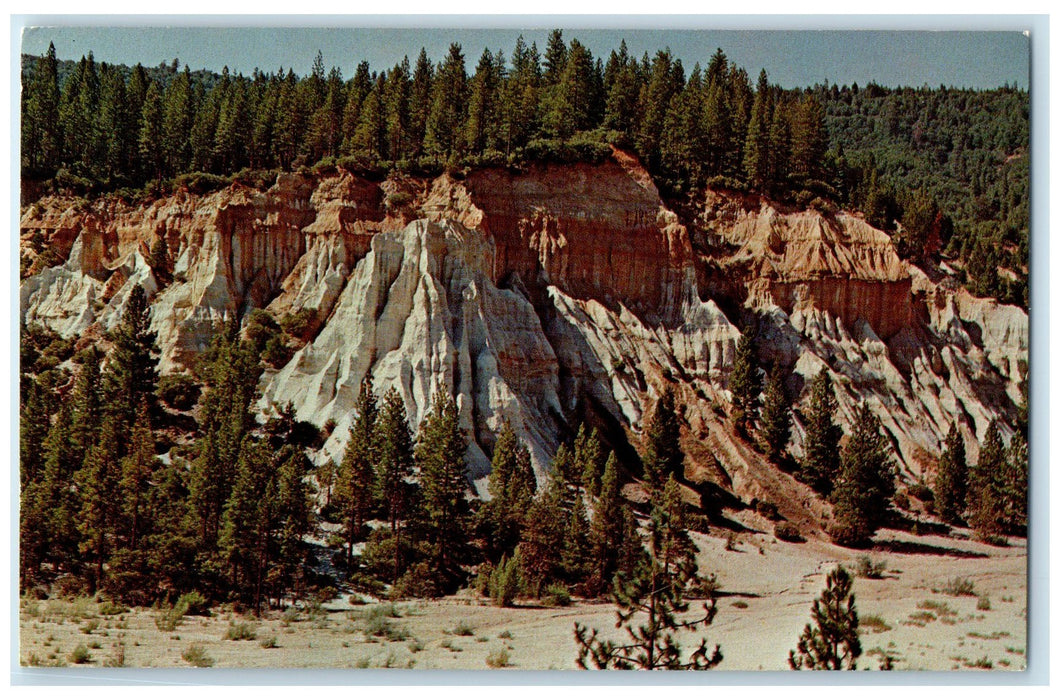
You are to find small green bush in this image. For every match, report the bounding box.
[908,481,934,502]
[486,648,511,668]
[68,644,92,664]
[855,555,888,579]
[181,644,214,667]
[259,636,278,649]
[453,620,475,637]
[774,522,804,543]
[541,584,571,607]
[977,595,992,611]
[940,577,977,597]
[224,621,258,641]
[97,600,128,616]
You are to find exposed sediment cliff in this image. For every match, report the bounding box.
[20,150,1027,509]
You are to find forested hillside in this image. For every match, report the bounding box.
[21,31,1028,307]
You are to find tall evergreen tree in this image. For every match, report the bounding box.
[102,284,159,434]
[424,43,468,159]
[335,376,379,561]
[729,326,761,434]
[830,403,896,547]
[588,453,631,596]
[759,365,792,462]
[642,387,683,490]
[415,389,472,587]
[22,42,62,174]
[800,371,843,495]
[374,387,415,579]
[934,422,968,525]
[484,420,536,559]
[968,420,1007,538]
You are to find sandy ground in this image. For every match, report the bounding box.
[18,526,1026,672]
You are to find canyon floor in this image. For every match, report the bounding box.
[19,526,1027,674]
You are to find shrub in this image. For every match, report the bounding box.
[157,373,201,410]
[80,620,100,634]
[908,481,934,502]
[181,644,214,667]
[280,308,317,339]
[860,614,892,633]
[755,500,780,521]
[489,554,520,607]
[453,621,475,637]
[940,577,977,597]
[541,584,571,607]
[486,648,511,668]
[977,595,992,611]
[386,191,414,208]
[855,555,887,579]
[774,522,804,543]
[97,600,128,616]
[224,621,258,641]
[176,591,210,616]
[154,605,184,632]
[259,636,278,649]
[68,644,92,664]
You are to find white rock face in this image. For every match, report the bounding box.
[262,219,564,492]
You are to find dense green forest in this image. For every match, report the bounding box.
[21,31,1028,305]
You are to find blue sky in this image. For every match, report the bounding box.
[21,24,1030,90]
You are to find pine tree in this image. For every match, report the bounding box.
[76,415,123,592]
[138,80,165,184]
[968,421,1007,538]
[218,436,274,611]
[22,43,62,174]
[161,67,195,176]
[588,453,629,596]
[407,50,434,158]
[542,30,568,87]
[463,48,501,152]
[335,376,379,562]
[560,491,591,584]
[574,477,722,670]
[574,424,605,497]
[801,371,843,495]
[517,477,566,596]
[188,326,261,547]
[424,43,468,159]
[415,389,472,588]
[743,70,773,190]
[759,366,792,462]
[102,284,159,432]
[789,565,861,670]
[484,420,536,559]
[1003,432,1028,534]
[831,403,896,547]
[729,326,761,434]
[642,387,683,490]
[374,387,414,580]
[271,447,314,605]
[934,423,968,524]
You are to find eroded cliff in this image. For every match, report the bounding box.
[20,150,1027,511]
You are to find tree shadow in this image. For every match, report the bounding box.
[871,539,987,559]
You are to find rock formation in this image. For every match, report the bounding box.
[19,150,1027,510]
